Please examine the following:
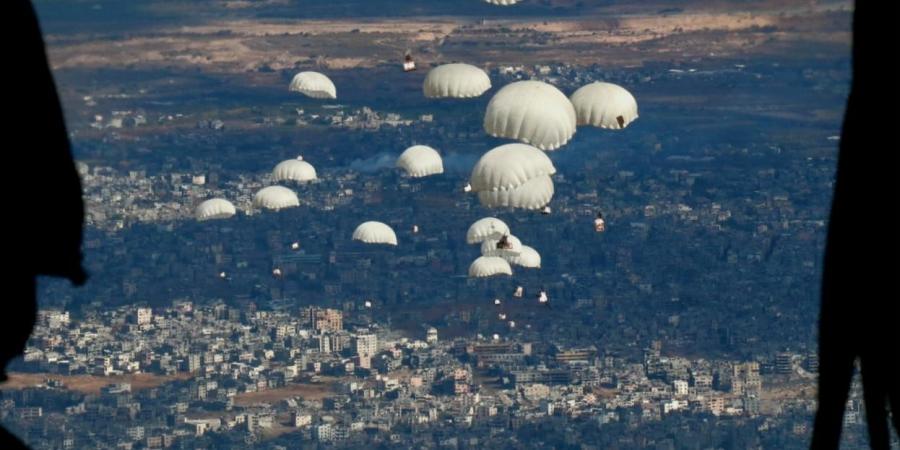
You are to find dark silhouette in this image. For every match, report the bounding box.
[810,2,899,449]
[2,1,88,448]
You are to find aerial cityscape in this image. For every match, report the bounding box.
[4,0,891,448]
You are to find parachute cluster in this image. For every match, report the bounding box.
[466,217,541,278]
[188,9,642,335]
[468,143,557,211]
[195,157,319,219]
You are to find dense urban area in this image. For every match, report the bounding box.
[4,0,891,449]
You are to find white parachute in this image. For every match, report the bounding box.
[569,82,638,129]
[484,80,576,151]
[466,217,510,244]
[289,71,337,99]
[507,245,541,268]
[469,143,556,210]
[468,256,513,278]
[469,143,556,192]
[352,221,398,246]
[485,0,518,5]
[423,63,492,99]
[195,198,236,221]
[481,234,523,257]
[253,186,300,211]
[477,174,554,211]
[273,159,318,183]
[396,145,444,178]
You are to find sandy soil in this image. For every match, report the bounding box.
[232,379,336,407]
[45,2,850,73]
[2,372,192,394]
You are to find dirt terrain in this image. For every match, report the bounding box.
[45,1,850,73]
[232,378,337,407]
[2,372,192,394]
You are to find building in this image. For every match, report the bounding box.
[426,327,438,344]
[136,307,153,325]
[555,347,596,364]
[355,333,378,358]
[307,307,343,332]
[315,424,334,442]
[732,362,761,395]
[292,412,312,428]
[775,352,793,375]
[673,380,689,396]
[805,352,819,373]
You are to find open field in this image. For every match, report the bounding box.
[44,1,850,74]
[2,372,192,394]
[232,379,337,407]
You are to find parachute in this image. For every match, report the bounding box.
[466,217,510,244]
[481,234,523,257]
[569,82,638,129]
[484,80,576,151]
[594,212,606,233]
[289,71,337,99]
[507,245,541,268]
[477,174,554,211]
[423,63,492,99]
[403,53,417,72]
[352,221,398,246]
[273,159,317,183]
[469,143,556,192]
[468,256,513,278]
[396,145,444,178]
[486,0,518,4]
[195,198,236,221]
[253,186,300,211]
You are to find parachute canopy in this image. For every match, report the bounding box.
[466,217,510,244]
[484,80,576,151]
[423,63,492,99]
[289,71,337,99]
[253,186,300,211]
[477,174,554,210]
[569,82,638,129]
[396,145,444,178]
[508,245,541,268]
[469,143,556,192]
[481,234,523,257]
[273,159,318,183]
[196,198,236,221]
[352,221,398,246]
[485,0,519,4]
[468,256,513,278]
